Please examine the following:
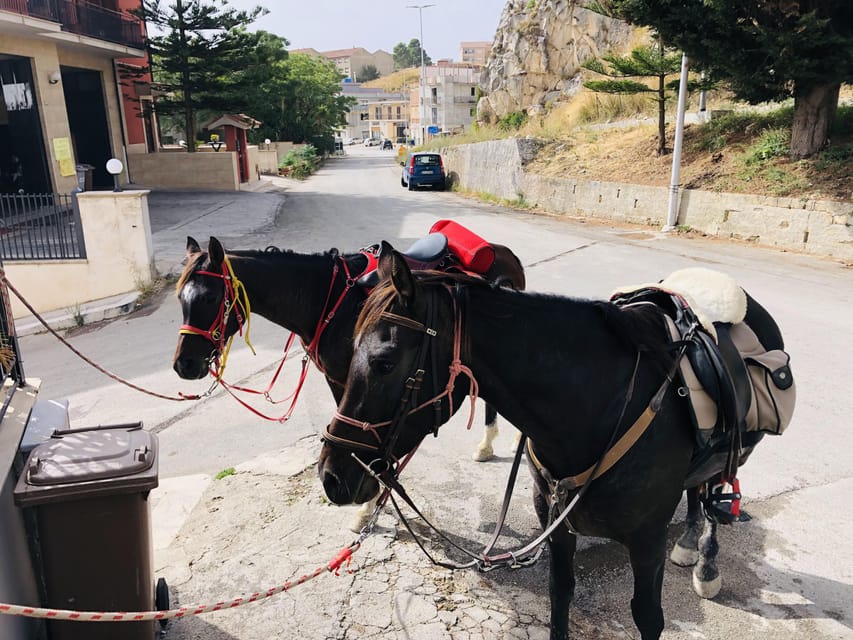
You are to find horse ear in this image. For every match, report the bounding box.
[186,236,201,256]
[377,241,415,305]
[208,236,225,266]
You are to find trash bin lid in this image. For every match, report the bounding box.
[28,428,154,485]
[14,426,158,506]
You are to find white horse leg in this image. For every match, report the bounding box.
[348,496,378,533]
[693,518,722,598]
[472,406,499,461]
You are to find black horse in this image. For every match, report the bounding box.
[172,236,526,523]
[318,244,787,640]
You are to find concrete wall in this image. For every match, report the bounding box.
[442,139,853,262]
[128,151,240,190]
[256,149,278,175]
[4,191,155,318]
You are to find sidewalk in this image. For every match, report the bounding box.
[12,179,288,337]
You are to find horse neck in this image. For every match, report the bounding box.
[227,251,345,342]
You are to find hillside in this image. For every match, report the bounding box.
[525,104,852,203]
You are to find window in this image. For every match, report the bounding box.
[374,107,381,120]
[431,107,438,124]
[396,106,401,119]
[471,87,476,96]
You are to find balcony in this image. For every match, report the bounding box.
[0,0,144,48]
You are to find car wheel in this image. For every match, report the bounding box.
[437,179,446,191]
[401,177,407,188]
[407,180,414,191]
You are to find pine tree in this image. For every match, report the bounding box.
[582,38,683,155]
[608,0,853,158]
[138,0,273,151]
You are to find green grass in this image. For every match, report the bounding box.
[215,467,236,480]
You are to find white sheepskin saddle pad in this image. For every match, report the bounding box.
[613,267,747,341]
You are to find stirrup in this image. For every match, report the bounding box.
[703,477,742,525]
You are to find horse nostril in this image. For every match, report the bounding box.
[319,466,351,505]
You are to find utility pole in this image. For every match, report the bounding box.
[407,4,434,145]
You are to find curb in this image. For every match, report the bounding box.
[14,291,141,337]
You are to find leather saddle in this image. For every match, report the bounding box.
[356,232,455,289]
[613,287,753,447]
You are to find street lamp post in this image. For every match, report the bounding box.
[407,3,434,145]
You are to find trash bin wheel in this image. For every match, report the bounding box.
[155,577,170,629]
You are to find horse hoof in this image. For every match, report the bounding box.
[472,446,494,462]
[348,514,370,534]
[670,543,699,567]
[693,572,722,599]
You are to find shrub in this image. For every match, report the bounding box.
[279,144,320,179]
[498,111,528,131]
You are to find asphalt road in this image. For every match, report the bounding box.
[16,144,853,639]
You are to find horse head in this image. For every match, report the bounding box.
[173,236,246,379]
[318,241,470,505]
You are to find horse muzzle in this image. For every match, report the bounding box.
[317,443,379,505]
[173,355,210,380]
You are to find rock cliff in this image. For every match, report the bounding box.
[479,0,636,121]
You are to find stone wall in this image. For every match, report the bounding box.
[442,139,853,261]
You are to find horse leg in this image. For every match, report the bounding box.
[626,525,668,640]
[692,517,722,598]
[533,484,576,640]
[670,488,701,566]
[348,495,378,533]
[472,402,499,461]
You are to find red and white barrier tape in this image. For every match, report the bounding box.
[0,545,357,622]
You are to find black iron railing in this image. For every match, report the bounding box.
[0,193,86,261]
[0,0,144,49]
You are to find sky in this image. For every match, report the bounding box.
[225,0,508,62]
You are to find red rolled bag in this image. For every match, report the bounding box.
[429,219,495,273]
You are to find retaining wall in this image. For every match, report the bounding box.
[442,139,853,262]
[128,150,240,191]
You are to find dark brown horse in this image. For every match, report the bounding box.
[318,244,789,640]
[172,235,526,525]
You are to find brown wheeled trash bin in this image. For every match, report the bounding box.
[14,423,159,640]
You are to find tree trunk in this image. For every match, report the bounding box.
[657,73,667,156]
[789,82,840,159]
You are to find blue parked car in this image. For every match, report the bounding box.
[401,152,446,191]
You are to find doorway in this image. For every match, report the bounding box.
[61,66,113,189]
[0,55,51,194]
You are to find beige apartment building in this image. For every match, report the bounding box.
[1,0,147,195]
[409,64,480,144]
[459,41,491,66]
[294,46,394,81]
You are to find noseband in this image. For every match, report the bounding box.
[179,255,253,377]
[324,285,478,471]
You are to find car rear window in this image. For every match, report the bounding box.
[415,155,440,166]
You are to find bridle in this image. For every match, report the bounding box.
[177,249,369,420]
[179,254,253,379]
[324,284,478,470]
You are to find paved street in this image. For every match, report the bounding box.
[16,144,853,639]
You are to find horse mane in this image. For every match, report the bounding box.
[174,246,349,296]
[355,270,488,340]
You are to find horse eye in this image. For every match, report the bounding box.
[371,359,396,376]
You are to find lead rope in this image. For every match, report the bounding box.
[0,271,210,402]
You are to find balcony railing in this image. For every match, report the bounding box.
[0,0,144,49]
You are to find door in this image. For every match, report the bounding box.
[0,55,51,194]
[61,66,113,189]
